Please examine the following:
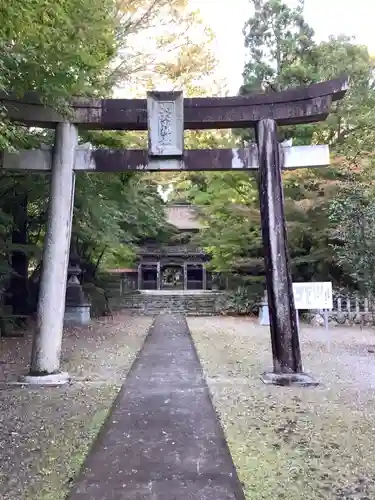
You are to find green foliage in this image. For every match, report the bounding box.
[240,2,375,150]
[329,170,375,294]
[174,0,375,298]
[73,172,170,274]
[219,274,265,315]
[0,0,116,99]
[0,0,217,322]
[242,0,316,92]
[189,172,261,273]
[82,282,109,318]
[239,0,317,144]
[310,36,375,153]
[112,0,216,91]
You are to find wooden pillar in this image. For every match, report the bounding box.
[202,264,207,290]
[256,119,302,375]
[137,264,142,290]
[183,262,188,291]
[28,123,77,381]
[156,261,161,290]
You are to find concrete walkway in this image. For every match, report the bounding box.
[68,314,245,500]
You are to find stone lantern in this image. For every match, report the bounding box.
[64,248,91,325]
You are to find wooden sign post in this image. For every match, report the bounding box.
[0,78,348,385]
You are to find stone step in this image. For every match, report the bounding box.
[109,292,224,316]
[121,309,216,317]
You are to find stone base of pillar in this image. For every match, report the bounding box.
[260,371,319,387]
[64,304,91,325]
[15,371,71,386]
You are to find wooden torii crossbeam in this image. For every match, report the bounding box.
[1,144,329,172]
[1,77,347,129]
[0,77,349,386]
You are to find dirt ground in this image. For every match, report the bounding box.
[188,317,375,500]
[0,313,153,500]
[2,315,375,500]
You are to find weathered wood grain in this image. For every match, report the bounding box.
[1,145,330,172]
[0,77,349,130]
[256,118,302,374]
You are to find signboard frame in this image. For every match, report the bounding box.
[259,282,333,331]
[292,282,333,310]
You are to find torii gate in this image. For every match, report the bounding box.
[0,77,348,385]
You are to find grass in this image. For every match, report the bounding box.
[33,391,117,500]
[0,314,153,500]
[188,317,375,500]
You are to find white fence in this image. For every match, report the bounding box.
[324,293,375,325]
[259,286,375,326]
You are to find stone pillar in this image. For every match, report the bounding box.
[27,123,77,383]
[202,264,207,290]
[156,262,161,290]
[137,264,142,290]
[183,262,188,291]
[256,119,316,386]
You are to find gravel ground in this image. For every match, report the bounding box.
[188,317,375,500]
[0,313,152,500]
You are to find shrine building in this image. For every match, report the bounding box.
[124,203,212,291]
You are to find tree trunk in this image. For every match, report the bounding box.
[10,194,29,317]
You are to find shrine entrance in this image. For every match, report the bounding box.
[162,265,183,290]
[137,260,208,291]
[186,264,205,290]
[0,77,348,385]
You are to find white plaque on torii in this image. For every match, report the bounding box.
[147,91,184,158]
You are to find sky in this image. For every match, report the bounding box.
[191,0,375,94]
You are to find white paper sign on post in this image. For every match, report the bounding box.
[259,282,333,333]
[292,282,333,310]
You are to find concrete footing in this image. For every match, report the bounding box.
[16,371,71,386]
[260,371,319,387]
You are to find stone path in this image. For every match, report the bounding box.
[68,314,246,500]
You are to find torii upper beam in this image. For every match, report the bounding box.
[0,77,348,130]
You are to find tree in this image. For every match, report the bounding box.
[242,0,316,93]
[189,171,262,274]
[182,0,319,282]
[112,0,216,92]
[308,36,375,154]
[329,172,375,295]
[174,0,375,300]
[0,0,116,103]
[0,0,118,322]
[0,0,219,324]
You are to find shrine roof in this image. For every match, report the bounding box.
[166,204,202,230]
[138,243,206,257]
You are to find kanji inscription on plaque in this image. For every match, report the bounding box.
[147,91,184,157]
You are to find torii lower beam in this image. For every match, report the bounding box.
[1,144,330,172]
